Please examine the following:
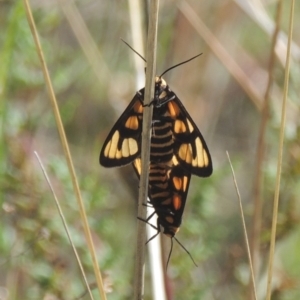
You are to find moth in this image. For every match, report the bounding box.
[99,50,213,264]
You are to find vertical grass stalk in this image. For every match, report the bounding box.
[265,1,295,299]
[249,1,283,299]
[133,1,160,299]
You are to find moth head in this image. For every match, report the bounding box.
[155,76,166,88]
[154,76,168,102]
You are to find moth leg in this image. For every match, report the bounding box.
[137,214,161,244]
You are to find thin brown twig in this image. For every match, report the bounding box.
[249,1,283,299]
[266,1,295,299]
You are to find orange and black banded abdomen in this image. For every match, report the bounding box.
[148,162,191,237]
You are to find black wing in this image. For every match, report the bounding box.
[99,92,144,167]
[165,92,213,177]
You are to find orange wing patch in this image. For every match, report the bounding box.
[125,116,139,130]
[133,101,143,114]
[173,176,182,190]
[173,175,189,192]
[174,120,187,133]
[172,194,182,210]
[167,101,180,118]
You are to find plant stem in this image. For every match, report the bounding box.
[133,1,159,299]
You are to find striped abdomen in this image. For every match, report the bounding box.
[148,116,182,237]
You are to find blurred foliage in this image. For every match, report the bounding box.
[1,0,300,300]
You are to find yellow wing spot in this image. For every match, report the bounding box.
[125,116,139,130]
[193,137,209,167]
[105,131,120,159]
[104,140,111,157]
[187,119,194,133]
[174,120,187,133]
[133,158,141,175]
[173,176,182,190]
[172,155,179,166]
[116,149,122,159]
[179,144,187,162]
[201,150,209,167]
[168,101,180,117]
[172,195,182,210]
[179,139,210,168]
[179,143,193,164]
[182,176,188,192]
[121,139,130,157]
[128,138,138,155]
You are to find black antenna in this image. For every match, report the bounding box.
[174,236,198,267]
[121,39,202,78]
[137,216,198,267]
[166,238,173,270]
[120,38,146,62]
[159,53,202,78]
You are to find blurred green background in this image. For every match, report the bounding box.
[1,0,300,299]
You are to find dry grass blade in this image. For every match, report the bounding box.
[233,0,300,64]
[133,0,160,299]
[250,1,283,299]
[266,1,295,299]
[58,0,110,83]
[178,1,263,111]
[128,0,146,88]
[34,152,94,300]
[226,151,257,300]
[22,1,106,299]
